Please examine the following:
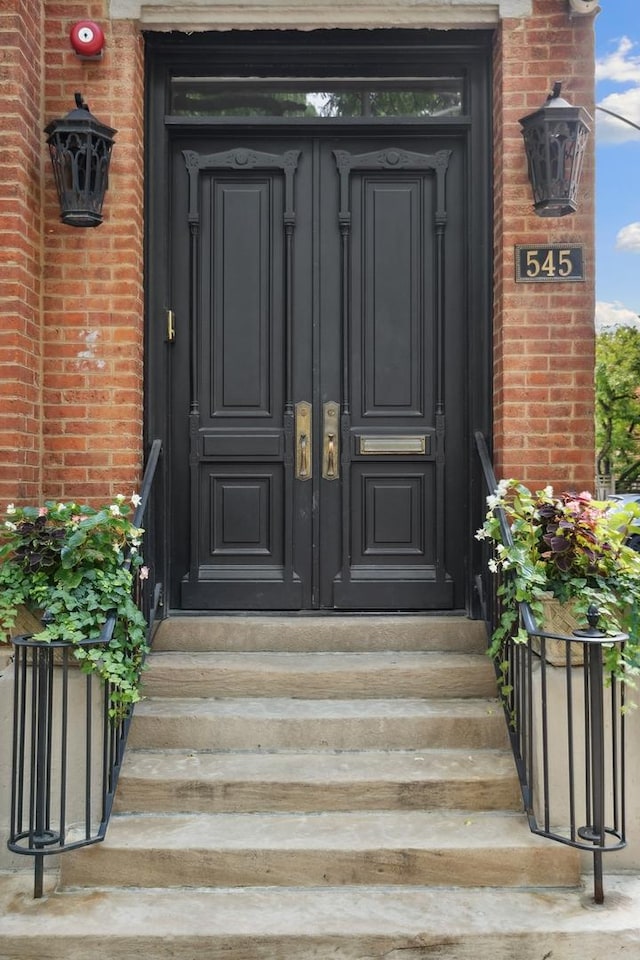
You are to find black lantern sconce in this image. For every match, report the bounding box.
[519,82,591,217]
[44,92,116,227]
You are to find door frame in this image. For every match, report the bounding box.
[144,28,493,615]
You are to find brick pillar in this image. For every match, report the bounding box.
[492,0,596,492]
[43,5,144,501]
[0,0,44,505]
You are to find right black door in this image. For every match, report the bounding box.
[317,135,464,609]
[170,130,468,610]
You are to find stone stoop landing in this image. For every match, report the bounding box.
[2,615,636,959]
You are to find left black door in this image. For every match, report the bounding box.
[171,137,313,608]
[169,131,466,610]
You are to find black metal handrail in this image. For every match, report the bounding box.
[475,431,626,904]
[8,439,163,898]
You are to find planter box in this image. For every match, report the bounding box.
[533,598,585,667]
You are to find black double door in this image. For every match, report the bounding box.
[170,130,468,610]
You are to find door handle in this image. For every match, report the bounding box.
[323,401,340,480]
[295,401,312,480]
[299,433,309,478]
[326,434,336,478]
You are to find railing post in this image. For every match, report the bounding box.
[587,638,605,903]
[573,605,622,904]
[33,644,52,898]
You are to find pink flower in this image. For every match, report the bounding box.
[38,507,48,517]
[139,566,149,581]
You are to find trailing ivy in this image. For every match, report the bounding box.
[0,497,149,715]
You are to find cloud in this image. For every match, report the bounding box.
[596,301,640,332]
[596,38,640,144]
[616,223,640,253]
[596,37,640,84]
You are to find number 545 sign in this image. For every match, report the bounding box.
[515,244,585,282]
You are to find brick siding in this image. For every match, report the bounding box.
[492,0,596,491]
[42,7,145,501]
[0,0,44,504]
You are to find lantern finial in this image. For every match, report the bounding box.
[548,81,562,101]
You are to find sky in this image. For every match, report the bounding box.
[594,0,640,329]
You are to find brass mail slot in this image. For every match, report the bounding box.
[359,436,428,455]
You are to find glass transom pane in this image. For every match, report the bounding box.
[170,78,464,118]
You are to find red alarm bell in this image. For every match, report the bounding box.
[69,21,105,59]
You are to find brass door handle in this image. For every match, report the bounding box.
[299,433,309,478]
[326,433,336,479]
[295,402,312,481]
[322,402,340,480]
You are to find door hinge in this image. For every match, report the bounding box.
[166,309,176,343]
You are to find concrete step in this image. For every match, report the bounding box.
[153,615,488,653]
[61,810,580,889]
[128,696,509,751]
[2,875,637,960]
[114,748,521,814]
[141,650,497,699]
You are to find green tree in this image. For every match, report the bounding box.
[595,324,640,487]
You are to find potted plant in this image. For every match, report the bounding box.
[0,496,149,715]
[476,480,640,679]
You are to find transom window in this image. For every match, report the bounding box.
[169,77,464,118]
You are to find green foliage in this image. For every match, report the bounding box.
[595,325,640,485]
[319,90,460,118]
[477,480,640,686]
[0,498,149,716]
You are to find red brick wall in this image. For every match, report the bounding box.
[492,0,596,492]
[0,0,44,505]
[42,6,145,501]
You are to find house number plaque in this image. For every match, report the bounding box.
[515,244,585,282]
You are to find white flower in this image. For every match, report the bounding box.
[131,493,142,508]
[543,485,554,498]
[486,494,499,510]
[139,566,149,581]
[130,546,138,554]
[6,503,16,515]
[496,478,510,496]
[475,528,488,541]
[115,493,126,502]
[488,558,499,573]
[109,504,121,517]
[4,520,17,532]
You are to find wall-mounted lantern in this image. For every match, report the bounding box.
[44,92,116,228]
[519,82,591,218]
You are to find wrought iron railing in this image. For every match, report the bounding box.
[8,439,163,898]
[475,431,626,904]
